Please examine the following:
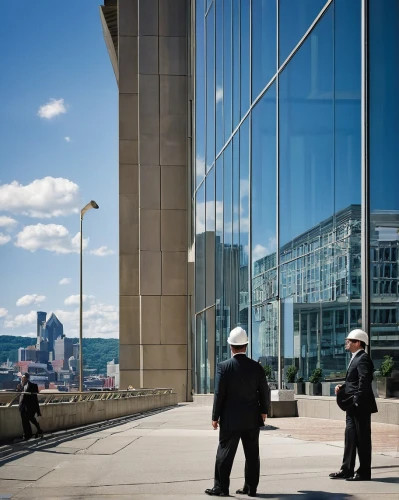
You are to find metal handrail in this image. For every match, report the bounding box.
[0,388,174,408]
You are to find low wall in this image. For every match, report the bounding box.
[0,391,177,441]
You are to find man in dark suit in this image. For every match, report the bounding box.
[18,372,43,440]
[205,327,270,497]
[330,329,378,481]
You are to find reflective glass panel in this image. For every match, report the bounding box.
[369,0,399,369]
[206,4,215,171]
[195,0,205,187]
[252,0,276,100]
[223,142,232,361]
[215,156,224,363]
[240,0,250,117]
[215,0,223,154]
[279,0,327,65]
[206,307,216,392]
[223,0,232,141]
[232,134,240,329]
[251,84,276,367]
[206,167,215,307]
[195,183,206,312]
[232,0,241,129]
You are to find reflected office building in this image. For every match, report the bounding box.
[193,0,399,393]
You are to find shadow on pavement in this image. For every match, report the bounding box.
[371,477,399,484]
[255,492,353,499]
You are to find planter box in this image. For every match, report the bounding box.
[322,382,335,396]
[377,377,395,398]
[294,382,305,395]
[285,383,294,391]
[306,382,322,396]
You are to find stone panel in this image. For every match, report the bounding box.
[159,36,187,76]
[159,0,187,37]
[120,93,138,140]
[120,221,139,254]
[120,164,138,195]
[140,251,162,295]
[138,36,159,75]
[160,115,186,165]
[161,296,187,345]
[160,75,187,116]
[140,209,160,251]
[120,253,139,295]
[139,75,159,135]
[119,344,141,370]
[119,370,141,390]
[120,194,139,223]
[143,345,187,370]
[161,210,186,251]
[140,165,160,209]
[119,36,138,94]
[120,295,140,345]
[119,0,138,36]
[120,139,138,165]
[141,296,161,344]
[162,251,187,295]
[138,0,158,36]
[161,165,187,210]
[139,133,159,165]
[143,369,187,401]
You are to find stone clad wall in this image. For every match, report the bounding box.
[0,392,178,441]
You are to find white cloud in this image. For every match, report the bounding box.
[16,294,46,307]
[0,233,11,245]
[64,136,71,142]
[251,238,277,263]
[59,278,71,285]
[0,216,17,228]
[37,98,67,119]
[64,295,95,306]
[15,224,88,254]
[196,156,206,182]
[0,307,8,318]
[0,176,80,218]
[216,86,223,104]
[4,310,37,328]
[90,246,115,257]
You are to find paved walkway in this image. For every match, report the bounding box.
[0,404,397,499]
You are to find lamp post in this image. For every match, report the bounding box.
[79,200,99,392]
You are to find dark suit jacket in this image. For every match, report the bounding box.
[344,350,378,414]
[212,354,270,431]
[19,381,41,416]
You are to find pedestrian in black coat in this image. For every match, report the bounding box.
[205,327,270,497]
[330,329,378,482]
[18,372,43,440]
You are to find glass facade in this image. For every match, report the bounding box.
[194,0,399,393]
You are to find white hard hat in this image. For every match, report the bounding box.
[346,329,369,345]
[227,327,248,345]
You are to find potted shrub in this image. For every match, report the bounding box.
[306,368,323,395]
[286,365,298,390]
[294,376,305,395]
[263,364,272,380]
[377,355,395,398]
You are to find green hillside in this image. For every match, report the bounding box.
[0,336,118,375]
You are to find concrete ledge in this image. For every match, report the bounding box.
[0,392,178,441]
[296,395,399,425]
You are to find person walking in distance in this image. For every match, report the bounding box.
[205,327,270,497]
[330,329,378,481]
[18,372,43,440]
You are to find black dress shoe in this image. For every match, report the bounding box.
[329,470,352,479]
[236,486,257,497]
[205,487,228,496]
[346,474,371,481]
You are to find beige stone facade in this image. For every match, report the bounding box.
[101,0,191,401]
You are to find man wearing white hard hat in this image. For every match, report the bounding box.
[329,329,377,482]
[205,327,270,497]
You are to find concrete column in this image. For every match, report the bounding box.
[117,0,189,401]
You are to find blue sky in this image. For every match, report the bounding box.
[0,1,118,338]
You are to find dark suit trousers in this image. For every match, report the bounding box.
[214,428,260,494]
[341,407,372,477]
[20,410,42,438]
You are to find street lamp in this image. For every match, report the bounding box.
[79,200,99,392]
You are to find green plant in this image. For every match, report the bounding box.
[286,365,298,383]
[296,376,304,383]
[380,356,395,377]
[309,368,323,384]
[263,364,272,378]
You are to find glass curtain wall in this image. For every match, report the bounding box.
[194,0,398,393]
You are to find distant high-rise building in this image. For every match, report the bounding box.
[54,336,73,370]
[44,313,64,359]
[36,311,46,347]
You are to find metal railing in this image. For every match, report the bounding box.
[0,388,174,408]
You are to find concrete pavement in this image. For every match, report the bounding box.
[0,403,397,499]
